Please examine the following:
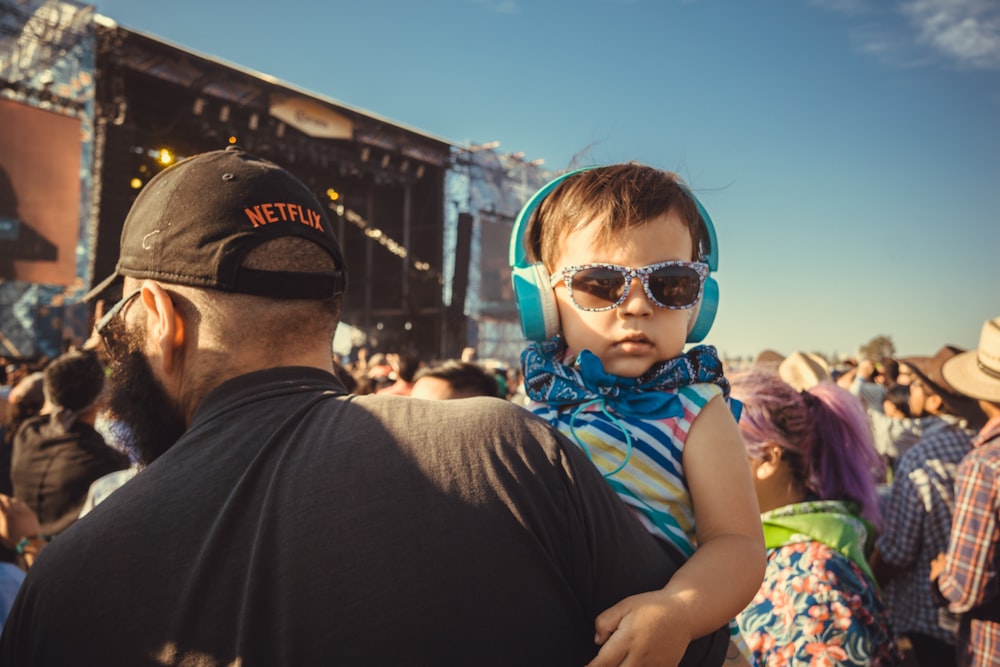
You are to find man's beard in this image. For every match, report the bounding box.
[105,323,187,466]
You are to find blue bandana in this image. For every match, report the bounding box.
[521,337,737,421]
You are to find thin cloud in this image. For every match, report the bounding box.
[812,0,1000,70]
[901,0,1000,69]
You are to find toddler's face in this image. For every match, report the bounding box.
[549,212,698,378]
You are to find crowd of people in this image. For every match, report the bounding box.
[0,150,997,666]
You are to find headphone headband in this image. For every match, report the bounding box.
[509,166,597,270]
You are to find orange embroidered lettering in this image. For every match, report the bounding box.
[262,203,277,223]
[286,204,299,223]
[244,206,267,228]
[274,202,289,220]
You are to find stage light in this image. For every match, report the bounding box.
[326,188,340,201]
[360,147,370,163]
[157,148,174,165]
[130,177,143,189]
[228,135,238,145]
[380,154,391,168]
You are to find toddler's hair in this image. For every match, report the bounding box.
[730,371,884,529]
[525,163,710,271]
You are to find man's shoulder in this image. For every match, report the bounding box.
[899,424,971,464]
[959,438,1000,470]
[354,393,539,423]
[12,414,46,442]
[907,420,973,454]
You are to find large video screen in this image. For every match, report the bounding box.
[0,98,82,285]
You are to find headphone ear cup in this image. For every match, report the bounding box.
[511,263,560,341]
[687,276,718,344]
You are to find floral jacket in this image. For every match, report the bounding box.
[737,500,904,667]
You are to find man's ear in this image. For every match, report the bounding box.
[139,282,186,375]
[925,393,944,415]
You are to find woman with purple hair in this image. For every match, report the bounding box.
[730,371,904,666]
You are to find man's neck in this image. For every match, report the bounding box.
[177,347,334,425]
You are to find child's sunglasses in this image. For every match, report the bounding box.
[550,260,708,312]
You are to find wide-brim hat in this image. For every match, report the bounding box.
[753,349,785,372]
[899,346,965,397]
[779,351,831,391]
[942,317,1000,402]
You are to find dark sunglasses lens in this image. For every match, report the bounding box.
[570,267,627,309]
[647,266,702,307]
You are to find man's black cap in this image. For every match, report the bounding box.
[87,146,346,302]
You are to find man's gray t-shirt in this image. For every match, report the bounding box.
[0,367,726,666]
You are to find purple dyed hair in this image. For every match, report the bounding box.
[730,371,884,528]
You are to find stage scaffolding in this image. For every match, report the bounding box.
[1,0,552,364]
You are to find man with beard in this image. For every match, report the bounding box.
[0,147,728,667]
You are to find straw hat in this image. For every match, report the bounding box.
[942,317,1000,403]
[778,351,831,392]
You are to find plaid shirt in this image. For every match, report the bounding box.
[877,416,973,643]
[938,419,1000,667]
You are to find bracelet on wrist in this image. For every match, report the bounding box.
[15,534,49,555]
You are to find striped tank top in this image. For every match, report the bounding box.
[530,382,722,557]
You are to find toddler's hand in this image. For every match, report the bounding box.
[585,590,693,667]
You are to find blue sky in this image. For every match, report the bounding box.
[92,0,1000,360]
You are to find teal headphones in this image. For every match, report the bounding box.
[507,166,720,343]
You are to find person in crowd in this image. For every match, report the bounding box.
[375,352,421,396]
[0,494,39,632]
[883,384,911,420]
[853,355,942,473]
[329,358,358,394]
[0,147,728,666]
[871,346,985,667]
[514,163,764,665]
[0,494,44,567]
[483,361,511,399]
[874,382,924,469]
[0,372,45,497]
[363,351,396,392]
[10,349,129,537]
[0,370,7,434]
[932,316,1000,667]
[841,357,889,413]
[409,359,500,400]
[728,370,903,666]
[507,366,530,407]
